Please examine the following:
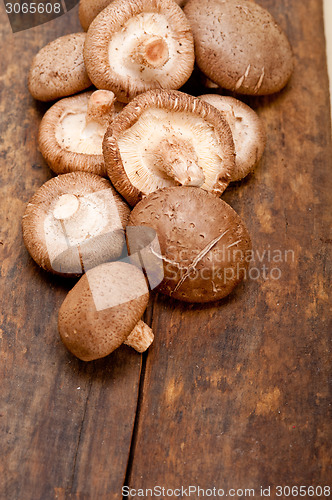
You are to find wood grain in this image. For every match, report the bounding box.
[0,1,331,499]
[0,5,141,500]
[127,0,332,495]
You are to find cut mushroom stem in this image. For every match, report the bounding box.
[152,136,205,187]
[133,35,170,69]
[124,320,154,353]
[86,90,116,128]
[53,194,80,221]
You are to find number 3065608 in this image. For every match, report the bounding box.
[5,3,62,14]
[276,485,331,497]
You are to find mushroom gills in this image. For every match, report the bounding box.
[108,13,182,82]
[45,190,124,269]
[117,108,226,194]
[55,91,120,155]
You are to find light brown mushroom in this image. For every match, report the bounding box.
[58,261,154,361]
[103,90,235,206]
[200,94,266,181]
[38,90,124,176]
[184,0,294,95]
[22,172,130,276]
[28,33,92,102]
[84,0,195,102]
[128,186,252,303]
[79,0,189,31]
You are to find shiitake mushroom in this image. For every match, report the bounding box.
[22,172,130,276]
[127,187,252,303]
[200,94,266,181]
[83,0,195,102]
[28,33,91,102]
[103,90,235,206]
[184,0,294,95]
[58,261,154,361]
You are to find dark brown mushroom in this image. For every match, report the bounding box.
[184,0,294,95]
[58,261,153,361]
[127,186,252,302]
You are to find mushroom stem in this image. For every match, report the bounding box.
[133,35,170,69]
[53,194,80,221]
[124,320,154,353]
[86,90,116,127]
[152,137,205,187]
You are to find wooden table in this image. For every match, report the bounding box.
[0,1,331,499]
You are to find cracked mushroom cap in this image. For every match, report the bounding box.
[200,95,266,181]
[84,0,195,102]
[38,90,125,177]
[184,0,294,95]
[58,261,150,361]
[22,172,130,276]
[28,33,92,102]
[103,90,235,206]
[128,187,252,303]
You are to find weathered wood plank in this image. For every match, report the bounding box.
[128,0,332,495]
[0,6,141,500]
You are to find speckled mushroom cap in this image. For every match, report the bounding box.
[84,0,195,102]
[103,90,235,206]
[184,0,294,95]
[38,90,125,176]
[79,0,189,31]
[128,187,252,303]
[200,95,266,181]
[58,261,149,361]
[22,172,130,276]
[28,33,91,102]
[79,0,190,31]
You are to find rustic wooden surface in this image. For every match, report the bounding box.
[0,1,331,499]
[0,5,142,500]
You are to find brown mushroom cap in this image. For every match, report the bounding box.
[103,90,235,206]
[22,172,130,276]
[28,33,92,102]
[128,186,252,303]
[38,90,124,177]
[79,0,113,31]
[79,0,188,30]
[200,95,266,181]
[84,0,195,102]
[184,0,294,95]
[58,261,149,361]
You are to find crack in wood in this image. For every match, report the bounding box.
[68,375,93,496]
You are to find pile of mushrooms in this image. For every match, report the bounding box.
[23,0,294,362]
